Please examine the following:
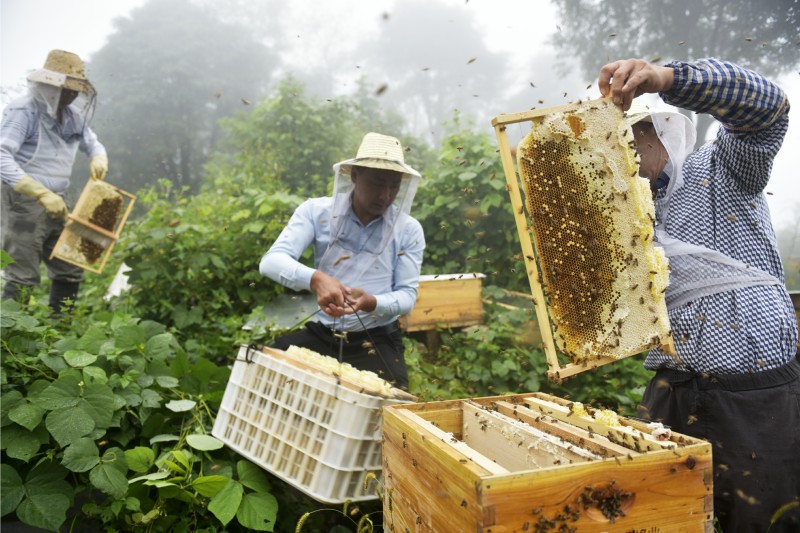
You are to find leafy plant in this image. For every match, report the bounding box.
[0,300,277,532]
[415,114,527,292]
[406,289,652,414]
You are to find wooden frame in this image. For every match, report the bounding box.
[50,180,136,274]
[491,102,672,380]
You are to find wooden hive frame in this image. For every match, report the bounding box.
[50,179,136,274]
[491,100,673,380]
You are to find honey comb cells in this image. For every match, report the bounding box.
[516,99,670,361]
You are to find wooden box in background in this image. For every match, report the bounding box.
[399,273,485,332]
[382,392,713,532]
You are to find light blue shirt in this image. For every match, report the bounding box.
[259,196,425,331]
[1,95,106,191]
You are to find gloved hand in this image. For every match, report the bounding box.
[13,175,68,220]
[89,154,108,181]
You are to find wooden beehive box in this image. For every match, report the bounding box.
[382,392,713,532]
[399,273,485,332]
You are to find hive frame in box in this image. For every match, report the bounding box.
[212,345,413,504]
[491,100,673,380]
[50,179,136,274]
[382,392,713,532]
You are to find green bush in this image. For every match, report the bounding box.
[406,289,652,415]
[120,179,302,362]
[415,115,527,292]
[0,300,279,532]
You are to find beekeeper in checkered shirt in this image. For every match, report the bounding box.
[599,57,799,532]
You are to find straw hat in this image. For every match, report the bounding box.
[27,50,94,94]
[337,132,419,177]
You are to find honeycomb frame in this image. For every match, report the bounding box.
[491,98,673,380]
[50,180,136,274]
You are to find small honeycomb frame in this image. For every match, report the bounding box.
[492,98,672,379]
[50,180,136,273]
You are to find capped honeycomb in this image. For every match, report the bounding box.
[516,98,670,361]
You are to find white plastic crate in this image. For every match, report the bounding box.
[213,345,410,503]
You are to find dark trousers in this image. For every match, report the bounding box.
[639,359,800,532]
[271,320,409,390]
[1,183,83,311]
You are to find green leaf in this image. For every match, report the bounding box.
[186,434,224,451]
[76,326,109,353]
[124,446,156,473]
[1,424,48,461]
[1,464,24,516]
[9,402,45,431]
[155,375,180,388]
[237,460,272,493]
[81,383,116,428]
[0,390,24,426]
[144,333,174,360]
[46,405,95,447]
[82,365,108,385]
[192,475,229,497]
[149,434,180,444]
[171,449,191,471]
[458,171,478,180]
[165,399,196,412]
[129,471,170,484]
[15,461,72,531]
[236,491,278,531]
[114,324,146,351]
[62,437,100,472]
[90,448,129,499]
[63,350,98,368]
[16,493,71,531]
[208,479,243,526]
[141,389,162,408]
[35,373,81,410]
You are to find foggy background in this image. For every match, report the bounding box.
[2,0,799,263]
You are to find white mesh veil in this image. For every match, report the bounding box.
[29,81,97,136]
[317,160,421,288]
[642,106,782,307]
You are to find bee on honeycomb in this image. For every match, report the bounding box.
[516,99,670,362]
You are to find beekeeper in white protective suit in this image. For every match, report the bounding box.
[260,132,425,390]
[1,49,109,312]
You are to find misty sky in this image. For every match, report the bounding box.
[1,0,798,239]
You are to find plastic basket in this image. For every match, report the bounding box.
[212,345,410,503]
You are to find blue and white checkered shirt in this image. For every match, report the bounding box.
[645,58,797,374]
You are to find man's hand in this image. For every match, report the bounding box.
[13,175,68,220]
[343,287,377,315]
[310,270,349,317]
[599,59,674,111]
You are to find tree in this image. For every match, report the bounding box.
[88,0,276,194]
[550,0,800,141]
[206,76,432,197]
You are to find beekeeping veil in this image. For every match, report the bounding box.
[318,133,421,290]
[27,50,97,135]
[627,101,781,309]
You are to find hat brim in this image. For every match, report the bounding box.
[337,157,420,177]
[27,69,94,94]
